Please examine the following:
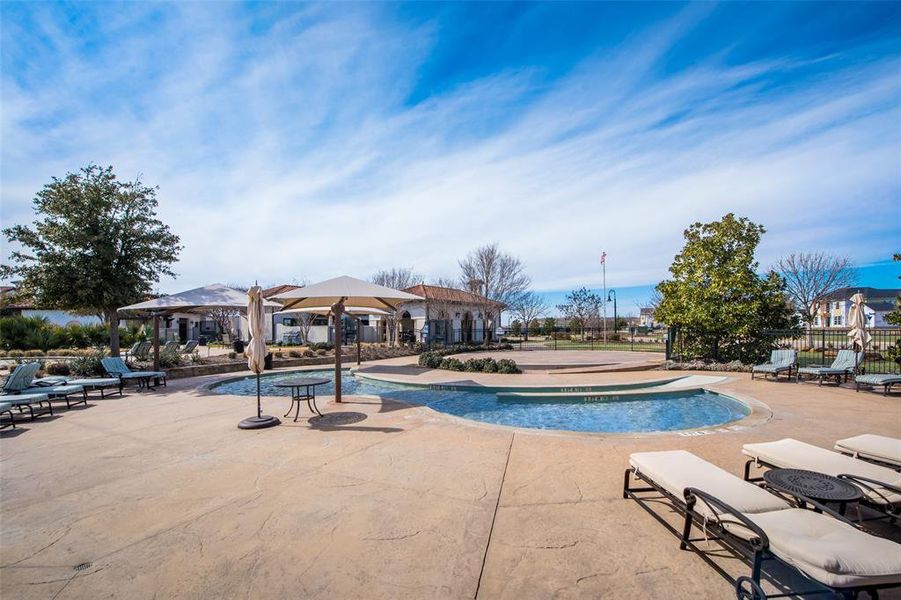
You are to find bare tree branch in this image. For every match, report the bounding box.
[776,252,856,327]
[371,267,421,345]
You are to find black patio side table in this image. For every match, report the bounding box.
[274,377,329,421]
[763,468,862,515]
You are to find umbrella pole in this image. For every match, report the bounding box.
[153,314,161,371]
[332,301,345,403]
[356,316,361,366]
[257,372,262,419]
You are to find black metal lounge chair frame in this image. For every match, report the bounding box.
[6,397,54,420]
[855,379,901,396]
[744,458,900,522]
[751,365,795,381]
[624,466,898,599]
[0,405,14,429]
[796,368,855,386]
[43,388,89,410]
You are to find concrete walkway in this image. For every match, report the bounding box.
[1,363,899,599]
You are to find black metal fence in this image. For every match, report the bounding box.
[668,327,901,374]
[424,327,667,353]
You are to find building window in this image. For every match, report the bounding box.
[832,315,843,326]
[282,317,297,327]
[312,316,328,326]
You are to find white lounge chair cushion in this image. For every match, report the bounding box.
[630,450,789,526]
[0,401,12,411]
[743,438,901,506]
[750,508,901,588]
[835,434,901,468]
[856,374,901,386]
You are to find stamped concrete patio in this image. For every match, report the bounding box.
[1,360,899,599]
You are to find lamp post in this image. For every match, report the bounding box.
[607,289,617,342]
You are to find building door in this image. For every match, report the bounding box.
[178,318,188,343]
[462,312,473,344]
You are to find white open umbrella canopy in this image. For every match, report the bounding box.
[270,276,422,311]
[120,284,281,312]
[270,276,423,402]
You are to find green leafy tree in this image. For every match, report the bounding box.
[510,320,522,337]
[557,287,603,339]
[655,214,798,362]
[2,165,182,355]
[541,317,556,336]
[527,318,541,337]
[886,253,901,327]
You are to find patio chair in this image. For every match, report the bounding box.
[7,363,87,409]
[751,349,797,381]
[128,341,152,363]
[2,365,54,419]
[0,400,15,429]
[624,450,901,599]
[796,349,864,385]
[181,340,199,354]
[101,357,167,390]
[855,373,901,396]
[32,375,124,398]
[834,434,901,470]
[742,438,901,519]
[162,340,180,353]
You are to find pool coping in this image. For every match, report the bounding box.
[202,367,773,439]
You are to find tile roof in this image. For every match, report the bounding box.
[402,284,504,308]
[261,284,303,299]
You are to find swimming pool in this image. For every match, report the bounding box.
[211,370,750,434]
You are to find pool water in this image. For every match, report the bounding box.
[211,370,750,434]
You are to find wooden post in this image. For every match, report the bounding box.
[355,315,362,366]
[153,314,161,371]
[332,300,345,403]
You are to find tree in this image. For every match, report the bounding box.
[2,165,181,355]
[527,319,541,337]
[777,252,856,334]
[507,291,548,340]
[371,267,421,346]
[510,320,522,337]
[557,287,603,339]
[458,243,530,343]
[885,253,901,327]
[542,317,556,336]
[654,214,798,362]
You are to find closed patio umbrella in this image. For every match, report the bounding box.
[271,276,422,402]
[238,286,280,430]
[847,292,871,374]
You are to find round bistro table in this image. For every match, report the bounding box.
[763,468,862,515]
[274,377,329,421]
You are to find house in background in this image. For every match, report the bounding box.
[638,307,661,329]
[262,284,379,345]
[813,287,900,329]
[393,283,504,345]
[0,286,102,326]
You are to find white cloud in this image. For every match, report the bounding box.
[2,5,899,294]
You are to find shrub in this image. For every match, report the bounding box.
[439,357,465,371]
[418,352,443,369]
[45,362,71,376]
[69,349,106,376]
[309,343,333,352]
[463,358,485,372]
[8,350,25,358]
[496,359,520,374]
[24,349,45,357]
[158,347,182,368]
[0,350,6,358]
[481,358,499,373]
[288,350,303,358]
[228,352,237,359]
[315,349,328,356]
[302,349,315,358]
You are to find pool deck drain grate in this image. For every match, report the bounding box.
[73,562,92,571]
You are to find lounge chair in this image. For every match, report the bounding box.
[743,438,901,519]
[796,349,864,385]
[3,362,87,409]
[162,340,180,353]
[624,450,901,599]
[181,340,199,354]
[835,434,901,470]
[2,363,56,418]
[751,350,797,381]
[0,400,15,429]
[102,357,167,390]
[33,375,123,398]
[855,373,901,396]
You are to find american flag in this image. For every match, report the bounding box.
[599,252,606,265]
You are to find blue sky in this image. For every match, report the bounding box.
[2,2,899,316]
